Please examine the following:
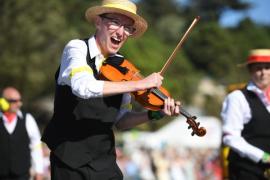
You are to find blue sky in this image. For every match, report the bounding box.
[220,0,270,27]
[175,0,270,27]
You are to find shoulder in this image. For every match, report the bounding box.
[227,89,245,99]
[22,112,37,124]
[61,39,89,59]
[17,111,37,126]
[223,89,248,108]
[65,39,87,49]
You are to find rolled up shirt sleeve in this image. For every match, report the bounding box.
[25,113,44,174]
[57,39,104,99]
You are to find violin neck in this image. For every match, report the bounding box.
[150,88,193,119]
[150,88,167,101]
[179,107,193,119]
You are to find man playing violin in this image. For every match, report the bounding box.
[41,0,180,179]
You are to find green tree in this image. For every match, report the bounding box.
[0,0,70,102]
[184,22,239,82]
[137,0,181,26]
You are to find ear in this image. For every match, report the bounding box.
[94,16,102,30]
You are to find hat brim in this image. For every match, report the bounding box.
[85,6,148,38]
[237,61,270,68]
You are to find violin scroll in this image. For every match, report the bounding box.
[186,116,206,137]
[179,107,206,137]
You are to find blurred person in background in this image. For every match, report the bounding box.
[221,49,270,180]
[41,0,180,179]
[0,87,43,180]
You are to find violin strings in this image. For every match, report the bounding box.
[150,88,167,100]
[179,107,192,118]
[150,88,191,119]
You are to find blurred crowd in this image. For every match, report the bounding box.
[39,143,222,180]
[116,145,222,180]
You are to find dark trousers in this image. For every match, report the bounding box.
[50,153,123,180]
[0,173,30,180]
[229,164,268,180]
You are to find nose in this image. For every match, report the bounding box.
[261,68,268,74]
[116,26,125,36]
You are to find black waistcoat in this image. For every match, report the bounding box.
[0,113,30,176]
[228,88,270,175]
[42,39,124,170]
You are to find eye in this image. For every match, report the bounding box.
[111,19,121,27]
[124,26,135,34]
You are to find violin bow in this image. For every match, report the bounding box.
[160,16,200,76]
[158,16,206,137]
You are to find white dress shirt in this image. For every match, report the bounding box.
[58,36,131,120]
[221,81,270,163]
[1,111,44,174]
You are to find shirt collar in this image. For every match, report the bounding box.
[17,110,23,119]
[247,81,263,95]
[1,110,22,123]
[1,110,23,118]
[248,81,270,105]
[88,36,101,59]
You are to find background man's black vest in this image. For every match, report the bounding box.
[0,113,31,176]
[228,88,270,175]
[42,39,124,170]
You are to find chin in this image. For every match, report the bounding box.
[108,47,120,54]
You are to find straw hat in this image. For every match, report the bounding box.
[85,0,148,38]
[237,49,270,67]
[246,49,270,65]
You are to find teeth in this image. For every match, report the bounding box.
[112,37,121,42]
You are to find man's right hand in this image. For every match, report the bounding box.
[139,72,163,90]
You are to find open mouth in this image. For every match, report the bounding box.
[111,36,121,45]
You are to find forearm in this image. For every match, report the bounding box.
[223,134,264,162]
[115,111,150,130]
[26,114,44,174]
[103,80,143,96]
[102,72,163,96]
[103,81,150,96]
[33,173,43,180]
[115,97,179,130]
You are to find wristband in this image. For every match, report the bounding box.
[148,110,165,121]
[262,152,270,163]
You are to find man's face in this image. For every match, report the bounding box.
[3,88,22,113]
[249,63,270,90]
[95,13,135,56]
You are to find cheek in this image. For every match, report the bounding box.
[251,70,262,77]
[266,72,270,82]
[267,69,270,75]
[251,72,261,83]
[13,102,22,108]
[123,36,128,43]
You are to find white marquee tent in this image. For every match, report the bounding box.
[122,116,222,149]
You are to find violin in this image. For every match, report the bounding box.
[99,58,206,137]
